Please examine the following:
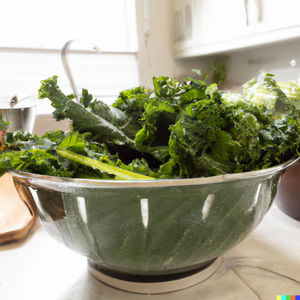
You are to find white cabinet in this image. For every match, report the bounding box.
[173,0,300,58]
[193,0,248,45]
[256,0,300,32]
[174,0,248,49]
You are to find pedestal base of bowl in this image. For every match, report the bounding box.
[88,256,222,294]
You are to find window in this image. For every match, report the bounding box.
[0,0,139,113]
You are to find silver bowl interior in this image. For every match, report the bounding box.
[0,105,37,133]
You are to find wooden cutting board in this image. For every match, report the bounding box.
[0,173,37,244]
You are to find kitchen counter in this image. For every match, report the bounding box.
[1,204,300,300]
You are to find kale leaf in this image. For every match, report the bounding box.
[1,71,300,180]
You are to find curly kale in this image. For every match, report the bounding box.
[0,71,300,180]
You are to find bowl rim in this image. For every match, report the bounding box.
[8,157,299,188]
[0,105,37,110]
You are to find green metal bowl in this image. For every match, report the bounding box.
[9,158,297,277]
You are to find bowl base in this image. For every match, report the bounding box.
[88,256,222,294]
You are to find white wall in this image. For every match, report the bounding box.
[136,0,213,87]
[136,0,175,88]
[172,37,300,93]
[225,38,300,92]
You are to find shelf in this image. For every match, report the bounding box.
[174,25,300,58]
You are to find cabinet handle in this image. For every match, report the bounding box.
[245,0,260,27]
[245,0,249,26]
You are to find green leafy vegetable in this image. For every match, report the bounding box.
[211,59,227,85]
[0,115,10,132]
[57,150,154,180]
[1,71,300,180]
[38,76,134,146]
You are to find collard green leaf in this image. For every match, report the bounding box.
[57,131,86,153]
[57,149,155,180]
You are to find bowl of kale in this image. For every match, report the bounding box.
[1,70,299,282]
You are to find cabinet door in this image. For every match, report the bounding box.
[195,0,249,46]
[173,0,252,50]
[173,0,300,58]
[257,0,300,33]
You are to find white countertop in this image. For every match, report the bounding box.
[1,204,300,300]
